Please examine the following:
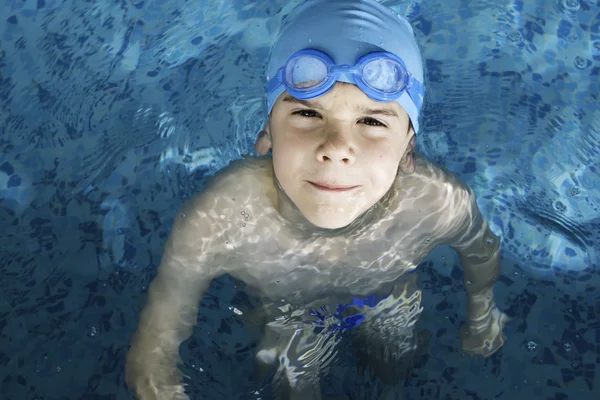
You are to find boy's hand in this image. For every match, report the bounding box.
[460,306,509,357]
[125,346,190,400]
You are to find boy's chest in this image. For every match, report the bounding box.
[229,216,434,305]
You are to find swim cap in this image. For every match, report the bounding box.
[266,0,425,132]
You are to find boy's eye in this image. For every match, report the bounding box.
[360,117,385,127]
[292,109,321,118]
[292,110,386,128]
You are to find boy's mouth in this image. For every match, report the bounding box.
[307,181,359,192]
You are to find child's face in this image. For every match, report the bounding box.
[259,82,414,230]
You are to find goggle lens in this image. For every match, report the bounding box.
[362,58,407,93]
[285,54,329,90]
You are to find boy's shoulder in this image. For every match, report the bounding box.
[171,156,275,254]
[394,152,474,216]
[203,155,274,195]
[187,155,276,214]
[387,153,479,246]
[410,152,472,193]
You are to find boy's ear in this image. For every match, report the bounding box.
[407,121,415,142]
[398,124,416,174]
[255,124,272,155]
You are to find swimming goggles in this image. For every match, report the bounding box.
[266,48,425,111]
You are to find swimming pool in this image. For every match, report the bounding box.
[0,0,599,398]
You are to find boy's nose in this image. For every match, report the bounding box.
[315,131,356,164]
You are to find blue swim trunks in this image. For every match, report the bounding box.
[254,275,423,391]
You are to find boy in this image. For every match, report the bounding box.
[125,0,509,399]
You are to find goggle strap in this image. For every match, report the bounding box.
[266,68,284,93]
[407,76,424,111]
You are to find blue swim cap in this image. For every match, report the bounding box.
[266,0,425,132]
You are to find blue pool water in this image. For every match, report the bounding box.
[1,0,599,399]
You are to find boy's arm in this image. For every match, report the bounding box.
[444,182,508,357]
[448,185,500,314]
[125,192,229,399]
